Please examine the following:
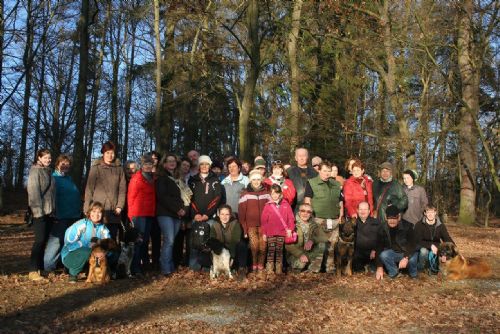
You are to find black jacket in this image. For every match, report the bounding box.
[379,219,416,258]
[156,173,184,217]
[188,172,222,219]
[414,217,454,250]
[354,216,385,267]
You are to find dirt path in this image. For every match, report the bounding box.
[0,214,499,333]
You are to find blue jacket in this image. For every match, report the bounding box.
[53,170,81,219]
[61,218,110,260]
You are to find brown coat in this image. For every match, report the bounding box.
[84,158,126,223]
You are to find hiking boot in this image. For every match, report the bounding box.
[68,275,78,284]
[275,263,283,275]
[266,263,274,274]
[28,271,47,282]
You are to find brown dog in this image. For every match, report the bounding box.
[335,217,356,276]
[86,238,116,284]
[438,242,492,280]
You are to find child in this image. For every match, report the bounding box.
[414,205,454,274]
[261,184,295,275]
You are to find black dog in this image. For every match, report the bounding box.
[335,217,356,276]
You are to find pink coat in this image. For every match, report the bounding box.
[260,199,295,237]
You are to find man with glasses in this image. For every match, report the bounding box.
[285,203,329,273]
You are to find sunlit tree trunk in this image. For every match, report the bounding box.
[153,0,163,152]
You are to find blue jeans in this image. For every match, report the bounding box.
[379,249,418,278]
[418,247,430,271]
[44,219,76,271]
[157,216,181,274]
[131,216,153,274]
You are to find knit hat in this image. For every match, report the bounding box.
[385,205,400,218]
[378,161,393,171]
[254,158,266,169]
[403,169,418,181]
[198,155,212,166]
[141,154,154,165]
[311,156,322,167]
[249,169,263,181]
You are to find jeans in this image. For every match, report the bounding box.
[418,247,430,271]
[379,249,418,278]
[131,216,153,274]
[30,216,53,271]
[157,216,181,274]
[44,219,76,271]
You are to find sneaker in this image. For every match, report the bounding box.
[28,271,47,282]
[389,272,401,279]
[68,275,78,284]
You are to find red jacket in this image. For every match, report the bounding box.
[261,199,295,237]
[263,177,296,205]
[343,175,374,217]
[238,185,271,234]
[127,171,156,218]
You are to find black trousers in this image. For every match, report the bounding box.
[30,216,52,271]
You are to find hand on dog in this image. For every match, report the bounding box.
[177,208,186,217]
[431,244,438,255]
[370,250,376,260]
[300,255,309,264]
[398,257,409,269]
[304,240,313,251]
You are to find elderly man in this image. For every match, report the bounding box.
[187,150,200,177]
[286,203,329,273]
[372,162,408,224]
[311,156,322,173]
[377,205,418,279]
[304,161,343,273]
[287,148,318,208]
[352,201,384,274]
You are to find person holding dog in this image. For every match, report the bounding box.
[414,205,454,275]
[377,205,418,279]
[285,203,329,273]
[61,202,111,283]
[304,161,343,274]
[261,184,295,275]
[210,205,247,279]
[352,201,385,274]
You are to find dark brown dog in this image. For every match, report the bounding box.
[86,238,116,284]
[335,217,355,276]
[438,242,492,280]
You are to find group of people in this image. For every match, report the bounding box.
[26,143,454,282]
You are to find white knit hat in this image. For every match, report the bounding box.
[198,155,212,166]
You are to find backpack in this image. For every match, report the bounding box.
[191,221,211,251]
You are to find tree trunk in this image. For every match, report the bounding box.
[85,2,110,179]
[287,0,303,152]
[16,0,34,189]
[109,0,121,147]
[457,0,479,225]
[34,3,48,156]
[122,11,137,162]
[153,0,164,152]
[0,0,4,116]
[239,0,260,161]
[71,0,90,189]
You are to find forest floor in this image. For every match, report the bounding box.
[0,211,498,334]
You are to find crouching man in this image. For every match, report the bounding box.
[377,205,418,279]
[353,201,385,275]
[285,203,329,273]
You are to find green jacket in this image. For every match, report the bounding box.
[285,214,330,259]
[372,179,408,223]
[210,218,243,258]
[307,176,342,218]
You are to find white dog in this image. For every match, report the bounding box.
[207,238,233,280]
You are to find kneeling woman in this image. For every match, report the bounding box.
[210,205,247,278]
[61,202,111,283]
